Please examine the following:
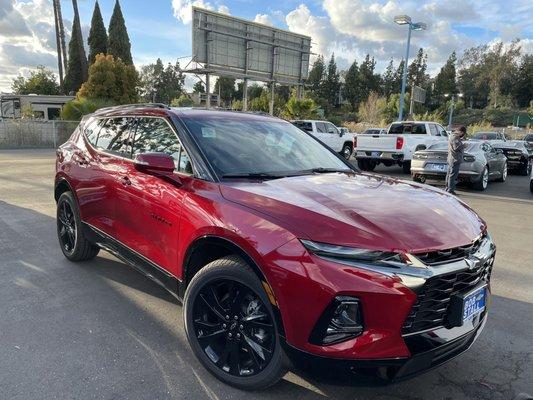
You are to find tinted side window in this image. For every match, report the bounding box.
[316,122,327,133]
[292,121,312,132]
[84,118,105,146]
[132,117,192,174]
[97,117,134,156]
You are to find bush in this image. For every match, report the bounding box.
[60,97,115,121]
[281,96,318,119]
[171,95,194,107]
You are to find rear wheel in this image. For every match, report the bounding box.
[519,161,531,176]
[473,166,489,191]
[413,175,425,183]
[357,159,368,170]
[184,256,286,390]
[57,192,99,261]
[497,162,507,182]
[402,161,411,174]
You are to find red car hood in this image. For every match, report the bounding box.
[220,173,486,253]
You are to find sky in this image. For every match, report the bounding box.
[0,0,532,92]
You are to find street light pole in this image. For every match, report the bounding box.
[445,93,463,129]
[394,15,427,121]
[398,24,412,122]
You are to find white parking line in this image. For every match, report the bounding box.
[458,191,533,205]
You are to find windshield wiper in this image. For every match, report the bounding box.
[305,167,353,174]
[221,172,289,179]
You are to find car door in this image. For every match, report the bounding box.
[313,122,331,146]
[114,116,190,276]
[482,143,502,178]
[324,122,342,151]
[75,116,133,237]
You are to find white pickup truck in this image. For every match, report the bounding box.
[292,120,355,159]
[354,121,449,173]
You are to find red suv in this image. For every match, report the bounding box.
[55,104,495,390]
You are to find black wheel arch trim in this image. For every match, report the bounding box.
[54,176,77,203]
[182,234,286,338]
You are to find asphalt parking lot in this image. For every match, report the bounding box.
[1,149,532,400]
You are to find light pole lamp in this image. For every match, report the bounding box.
[394,15,427,121]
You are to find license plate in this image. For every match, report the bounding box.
[462,286,486,323]
[426,163,447,172]
[371,151,381,157]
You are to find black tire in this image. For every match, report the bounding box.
[530,179,533,193]
[366,160,377,171]
[57,192,99,261]
[402,161,411,174]
[473,166,489,191]
[184,255,286,390]
[519,161,530,176]
[341,143,353,160]
[497,162,507,182]
[357,159,368,170]
[413,175,425,183]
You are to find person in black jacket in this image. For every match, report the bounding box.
[445,126,467,195]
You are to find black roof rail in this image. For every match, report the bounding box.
[94,103,170,114]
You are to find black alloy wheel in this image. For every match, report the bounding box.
[192,279,275,377]
[184,256,286,390]
[57,198,77,255]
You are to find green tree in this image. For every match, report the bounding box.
[108,0,133,65]
[433,52,457,105]
[78,54,138,104]
[60,97,115,121]
[358,54,380,100]
[247,84,264,100]
[64,12,88,94]
[192,80,205,93]
[282,94,318,119]
[11,65,60,95]
[408,48,429,88]
[343,60,360,109]
[88,1,108,65]
[382,59,396,98]
[513,54,533,108]
[139,59,185,103]
[214,76,236,106]
[321,54,341,109]
[307,55,326,94]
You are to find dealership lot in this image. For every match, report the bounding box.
[0,149,531,400]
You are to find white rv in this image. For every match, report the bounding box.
[0,94,74,121]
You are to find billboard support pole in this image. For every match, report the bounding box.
[205,73,211,109]
[269,82,275,115]
[243,79,248,111]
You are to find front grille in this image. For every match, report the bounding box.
[402,252,494,335]
[414,235,485,266]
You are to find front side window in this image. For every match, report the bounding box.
[84,118,105,146]
[97,117,134,155]
[316,122,327,133]
[181,114,350,177]
[325,123,338,134]
[131,117,192,174]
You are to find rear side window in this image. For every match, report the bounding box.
[389,123,427,135]
[292,121,312,132]
[84,118,105,146]
[316,122,327,133]
[96,117,134,156]
[131,117,192,174]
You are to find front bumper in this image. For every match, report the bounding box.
[284,313,487,383]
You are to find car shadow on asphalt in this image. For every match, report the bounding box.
[0,200,531,400]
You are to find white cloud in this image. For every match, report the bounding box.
[253,13,273,26]
[171,0,230,24]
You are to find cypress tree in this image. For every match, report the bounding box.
[88,1,108,64]
[64,15,87,94]
[107,0,133,65]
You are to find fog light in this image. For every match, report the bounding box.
[309,296,364,345]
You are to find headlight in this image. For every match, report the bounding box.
[463,155,475,162]
[300,239,401,263]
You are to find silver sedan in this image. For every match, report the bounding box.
[411,141,508,190]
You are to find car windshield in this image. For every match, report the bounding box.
[181,113,351,178]
[473,132,499,140]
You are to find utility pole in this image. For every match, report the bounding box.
[52,0,64,91]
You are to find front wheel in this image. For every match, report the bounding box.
[184,256,286,390]
[57,192,99,261]
[341,144,353,160]
[497,162,507,182]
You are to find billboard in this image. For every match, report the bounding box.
[191,7,311,85]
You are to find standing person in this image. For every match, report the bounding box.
[445,126,466,195]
